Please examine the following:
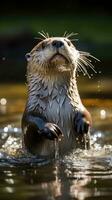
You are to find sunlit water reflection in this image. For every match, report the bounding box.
[0,85,112,200]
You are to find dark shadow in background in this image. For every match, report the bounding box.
[0,0,112,82]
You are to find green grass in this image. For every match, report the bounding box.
[0,14,112,60]
[0,14,112,44]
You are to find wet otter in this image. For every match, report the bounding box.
[22,33,94,157]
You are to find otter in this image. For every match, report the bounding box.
[22,33,94,157]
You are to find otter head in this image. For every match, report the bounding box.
[25,37,80,76]
[26,34,98,79]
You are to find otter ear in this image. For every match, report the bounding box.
[25,53,31,61]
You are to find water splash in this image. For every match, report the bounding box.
[62,129,112,172]
[0,126,50,167]
[0,98,7,106]
[54,139,60,160]
[0,123,112,169]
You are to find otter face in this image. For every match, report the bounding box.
[26,37,80,73]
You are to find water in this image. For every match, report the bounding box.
[0,84,112,200]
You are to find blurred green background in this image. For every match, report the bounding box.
[0,0,112,82]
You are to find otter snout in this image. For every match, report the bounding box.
[52,40,64,49]
[27,37,80,73]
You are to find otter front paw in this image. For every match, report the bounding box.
[74,111,90,134]
[39,123,63,140]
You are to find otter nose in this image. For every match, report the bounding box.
[52,40,64,48]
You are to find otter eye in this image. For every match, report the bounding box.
[41,42,46,49]
[67,41,71,46]
[25,53,31,61]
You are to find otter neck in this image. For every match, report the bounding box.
[27,69,82,111]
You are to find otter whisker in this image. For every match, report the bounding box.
[63,32,78,42]
[38,32,47,39]
[79,56,97,74]
[63,31,72,37]
[79,51,90,56]
[77,64,85,74]
[65,32,78,39]
[63,31,68,37]
[79,51,100,62]
[87,54,100,62]
[38,31,50,39]
[77,60,91,78]
[34,37,44,41]
[78,51,100,76]
[85,60,97,73]
[46,32,50,38]
[77,61,86,75]
[70,38,79,42]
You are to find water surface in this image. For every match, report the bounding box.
[0,84,112,200]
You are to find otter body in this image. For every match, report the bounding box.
[22,36,92,157]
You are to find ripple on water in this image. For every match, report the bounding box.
[0,125,112,170]
[0,126,51,167]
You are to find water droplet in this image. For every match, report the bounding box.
[1,132,8,139]
[94,180,97,184]
[97,80,101,92]
[100,109,106,119]
[5,178,14,184]
[7,125,12,129]
[4,127,8,132]
[2,57,6,61]
[97,132,102,138]
[0,98,7,105]
[5,187,14,193]
[14,128,18,132]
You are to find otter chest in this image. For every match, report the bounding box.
[27,80,79,137]
[37,84,75,137]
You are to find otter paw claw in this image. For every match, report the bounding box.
[74,112,90,134]
[39,123,63,140]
